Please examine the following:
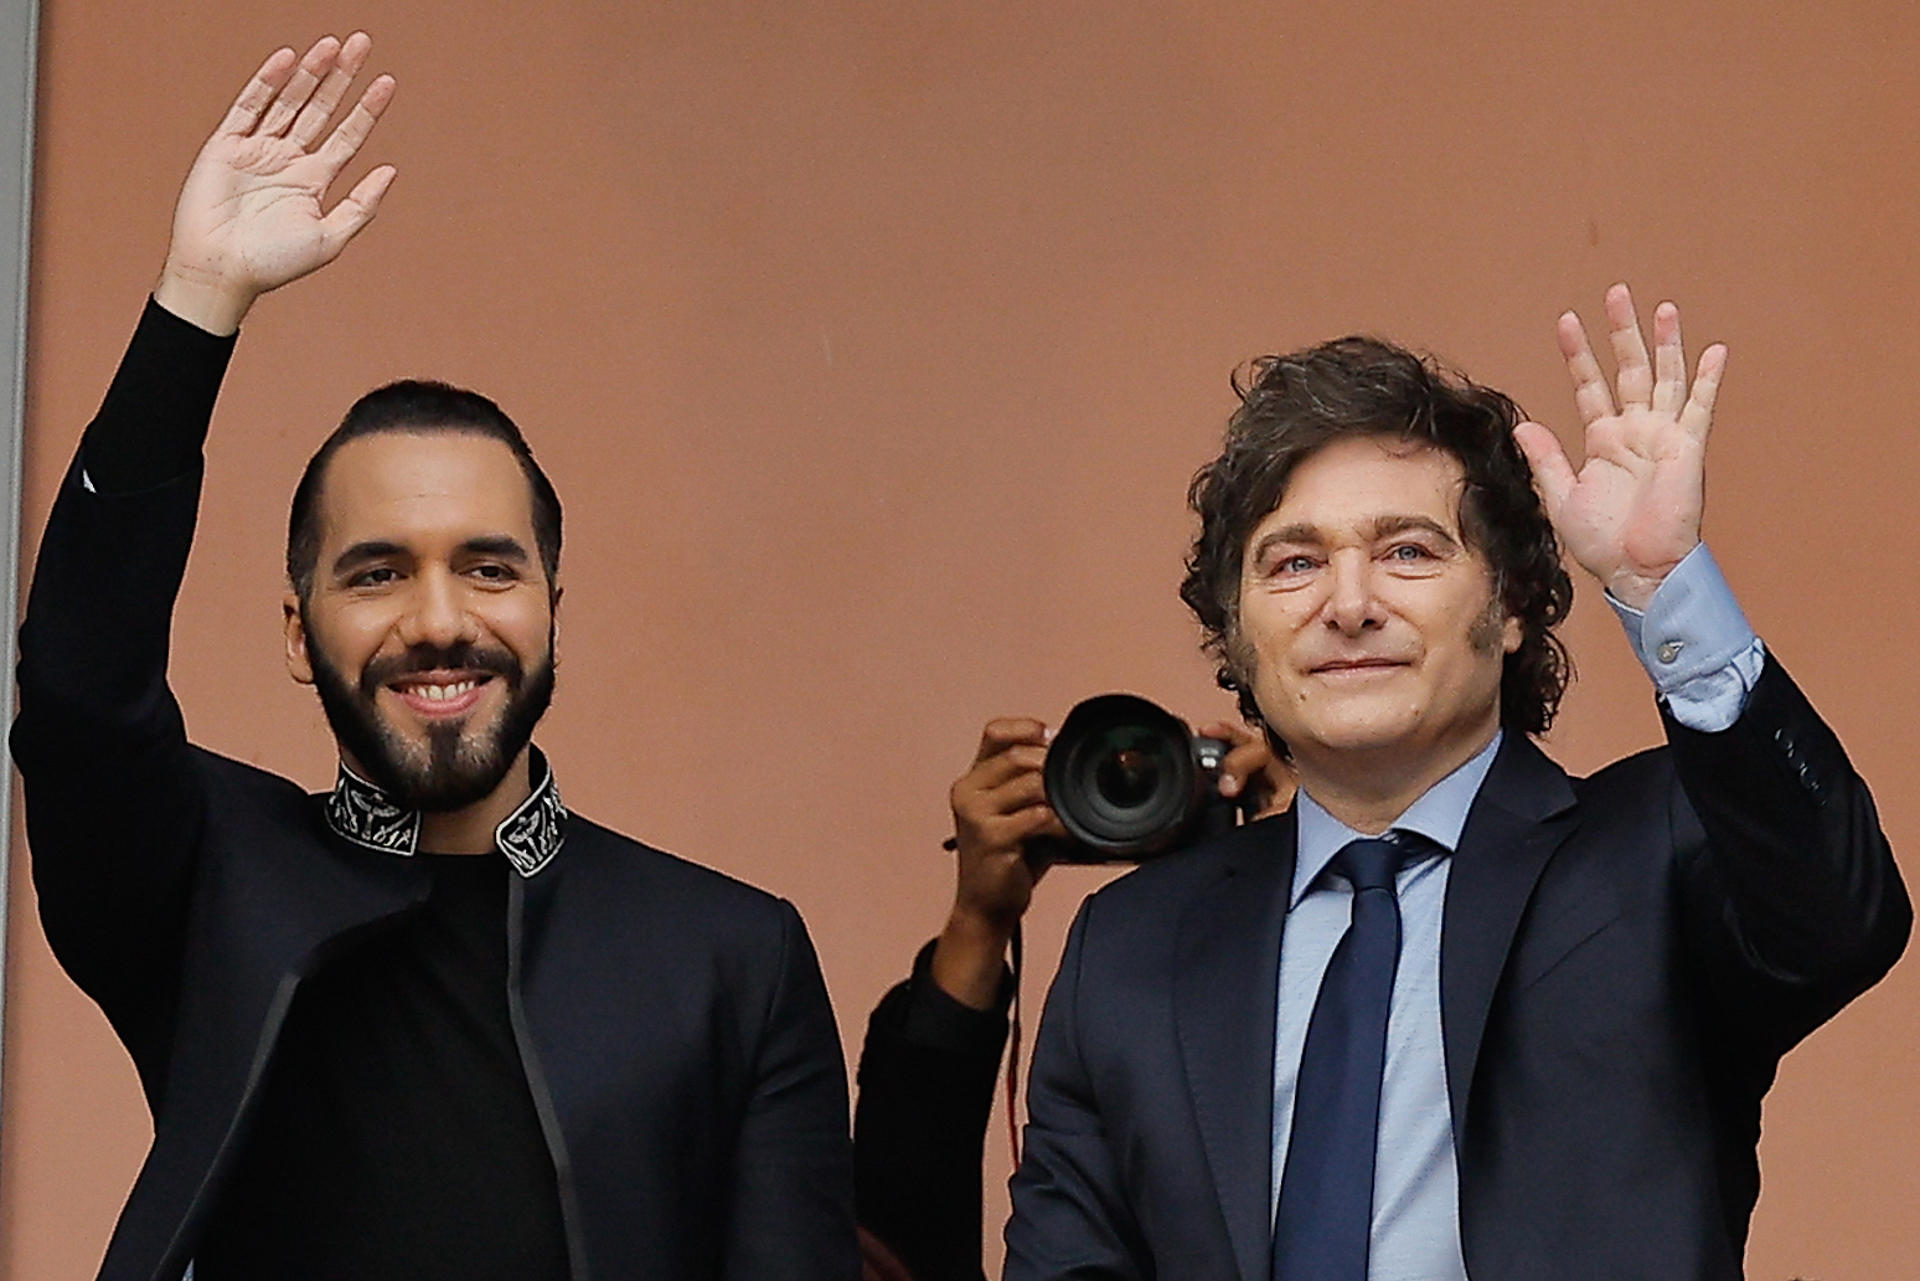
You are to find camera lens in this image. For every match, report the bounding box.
[1094,744,1161,810]
[1045,694,1202,859]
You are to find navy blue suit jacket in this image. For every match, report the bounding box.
[1005,667,1908,1281]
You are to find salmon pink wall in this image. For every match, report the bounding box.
[6,3,1918,1277]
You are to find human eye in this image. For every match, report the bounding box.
[348,565,400,589]
[1380,539,1452,576]
[1255,549,1319,581]
[466,561,521,586]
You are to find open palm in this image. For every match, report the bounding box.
[1513,284,1727,611]
[159,34,395,332]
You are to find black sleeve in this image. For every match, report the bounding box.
[854,939,1013,1281]
[9,299,233,1069]
[1667,652,1912,1054]
[720,899,859,1281]
[82,296,235,491]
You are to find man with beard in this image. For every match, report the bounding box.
[11,34,853,1281]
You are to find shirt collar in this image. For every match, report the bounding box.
[323,746,569,878]
[1289,730,1503,909]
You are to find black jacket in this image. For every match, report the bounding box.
[11,302,857,1281]
[855,940,1013,1281]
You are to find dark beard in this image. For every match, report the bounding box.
[306,618,556,813]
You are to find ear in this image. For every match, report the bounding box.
[1501,611,1524,655]
[550,583,563,666]
[284,594,315,685]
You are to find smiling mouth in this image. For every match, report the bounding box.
[387,673,495,718]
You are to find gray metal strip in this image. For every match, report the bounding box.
[0,0,42,1126]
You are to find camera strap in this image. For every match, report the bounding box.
[1005,921,1024,1166]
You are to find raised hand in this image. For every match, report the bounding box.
[1512,284,1727,610]
[932,718,1064,1009]
[947,719,1061,930]
[155,33,397,335]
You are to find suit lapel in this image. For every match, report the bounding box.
[1176,814,1295,1281]
[1440,734,1577,1142]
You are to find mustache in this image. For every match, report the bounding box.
[358,642,523,695]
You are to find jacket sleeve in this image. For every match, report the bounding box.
[9,299,233,1058]
[1666,652,1911,1054]
[1003,902,1148,1281]
[854,939,1012,1281]
[721,898,859,1280]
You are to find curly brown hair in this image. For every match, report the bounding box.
[1179,335,1573,755]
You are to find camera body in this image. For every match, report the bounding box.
[1032,693,1243,866]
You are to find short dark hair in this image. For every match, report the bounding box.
[1179,336,1573,753]
[286,380,563,599]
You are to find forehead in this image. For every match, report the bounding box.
[1256,435,1468,536]
[312,430,538,549]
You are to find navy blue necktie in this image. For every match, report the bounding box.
[1271,835,1410,1281]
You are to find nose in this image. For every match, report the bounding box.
[395,566,480,651]
[1323,549,1386,637]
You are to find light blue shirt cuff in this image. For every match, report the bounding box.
[1606,542,1766,733]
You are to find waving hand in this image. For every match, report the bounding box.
[1512,284,1727,610]
[155,33,396,334]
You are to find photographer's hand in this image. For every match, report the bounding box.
[1201,718,1295,819]
[154,33,396,336]
[933,718,1065,1010]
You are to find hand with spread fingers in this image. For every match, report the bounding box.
[1512,283,1727,611]
[155,32,397,335]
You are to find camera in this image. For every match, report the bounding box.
[1032,693,1244,866]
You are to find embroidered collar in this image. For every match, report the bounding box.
[323,748,569,878]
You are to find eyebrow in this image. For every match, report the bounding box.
[331,540,409,577]
[459,535,533,564]
[1247,513,1461,564]
[1368,514,1460,549]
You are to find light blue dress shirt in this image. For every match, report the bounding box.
[1268,543,1763,1281]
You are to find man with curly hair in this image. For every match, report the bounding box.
[1004,295,1909,1281]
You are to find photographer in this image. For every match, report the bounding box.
[854,715,1290,1281]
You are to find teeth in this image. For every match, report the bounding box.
[406,680,478,703]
